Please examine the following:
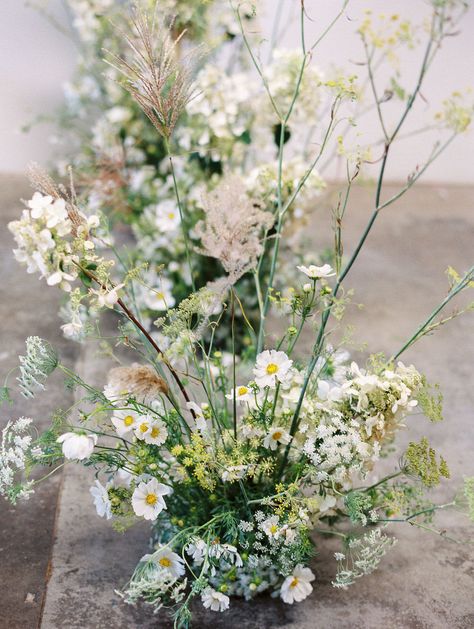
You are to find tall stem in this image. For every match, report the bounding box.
[164,139,195,292]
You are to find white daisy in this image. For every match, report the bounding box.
[145,545,185,578]
[111,409,140,437]
[131,478,172,520]
[280,564,315,604]
[134,415,168,446]
[90,480,112,519]
[154,200,181,233]
[144,276,175,311]
[254,350,293,388]
[225,384,252,403]
[201,587,230,612]
[297,263,335,279]
[261,515,281,539]
[263,427,292,451]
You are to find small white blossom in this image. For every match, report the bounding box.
[297,263,335,279]
[225,384,252,403]
[111,409,141,437]
[143,545,185,579]
[254,350,293,388]
[90,480,112,519]
[134,415,168,446]
[261,515,281,539]
[201,587,230,612]
[280,564,315,604]
[57,432,97,460]
[263,427,292,451]
[131,478,172,521]
[144,276,175,311]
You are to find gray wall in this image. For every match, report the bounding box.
[0,0,473,182]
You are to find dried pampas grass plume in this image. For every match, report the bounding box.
[105,5,202,140]
[107,363,169,403]
[195,176,274,284]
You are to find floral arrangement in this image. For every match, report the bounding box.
[3,1,474,627]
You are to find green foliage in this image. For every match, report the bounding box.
[418,376,443,422]
[344,491,373,525]
[379,481,433,521]
[404,437,450,487]
[460,477,474,521]
[0,386,12,405]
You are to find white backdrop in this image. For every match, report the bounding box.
[0,0,473,182]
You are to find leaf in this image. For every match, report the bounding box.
[390,77,406,100]
[0,386,13,405]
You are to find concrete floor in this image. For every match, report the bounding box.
[0,175,77,629]
[1,177,473,628]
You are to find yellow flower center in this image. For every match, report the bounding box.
[159,557,172,567]
[145,493,157,505]
[237,386,248,396]
[290,577,299,588]
[167,212,175,220]
[266,363,279,375]
[150,427,160,439]
[139,423,149,433]
[156,292,164,300]
[123,415,134,426]
[270,524,278,534]
[272,431,282,441]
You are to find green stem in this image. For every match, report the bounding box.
[392,265,474,360]
[164,139,195,292]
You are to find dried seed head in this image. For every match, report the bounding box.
[106,6,202,139]
[195,175,274,284]
[107,363,169,403]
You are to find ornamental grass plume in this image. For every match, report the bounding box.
[106,6,201,140]
[106,363,169,403]
[195,175,274,284]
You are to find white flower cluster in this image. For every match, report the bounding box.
[300,361,422,488]
[0,417,34,503]
[179,65,255,161]
[263,50,324,124]
[246,156,326,217]
[8,192,100,292]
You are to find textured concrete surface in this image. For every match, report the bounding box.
[1,181,473,628]
[0,175,77,629]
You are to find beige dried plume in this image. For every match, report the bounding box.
[106,6,201,140]
[195,176,274,284]
[107,363,169,403]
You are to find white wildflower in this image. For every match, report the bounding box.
[90,480,112,519]
[280,564,315,604]
[225,384,252,404]
[135,415,168,446]
[254,350,293,388]
[297,263,335,279]
[57,432,97,460]
[144,546,185,579]
[111,409,141,437]
[201,587,230,612]
[263,427,292,451]
[131,478,172,521]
